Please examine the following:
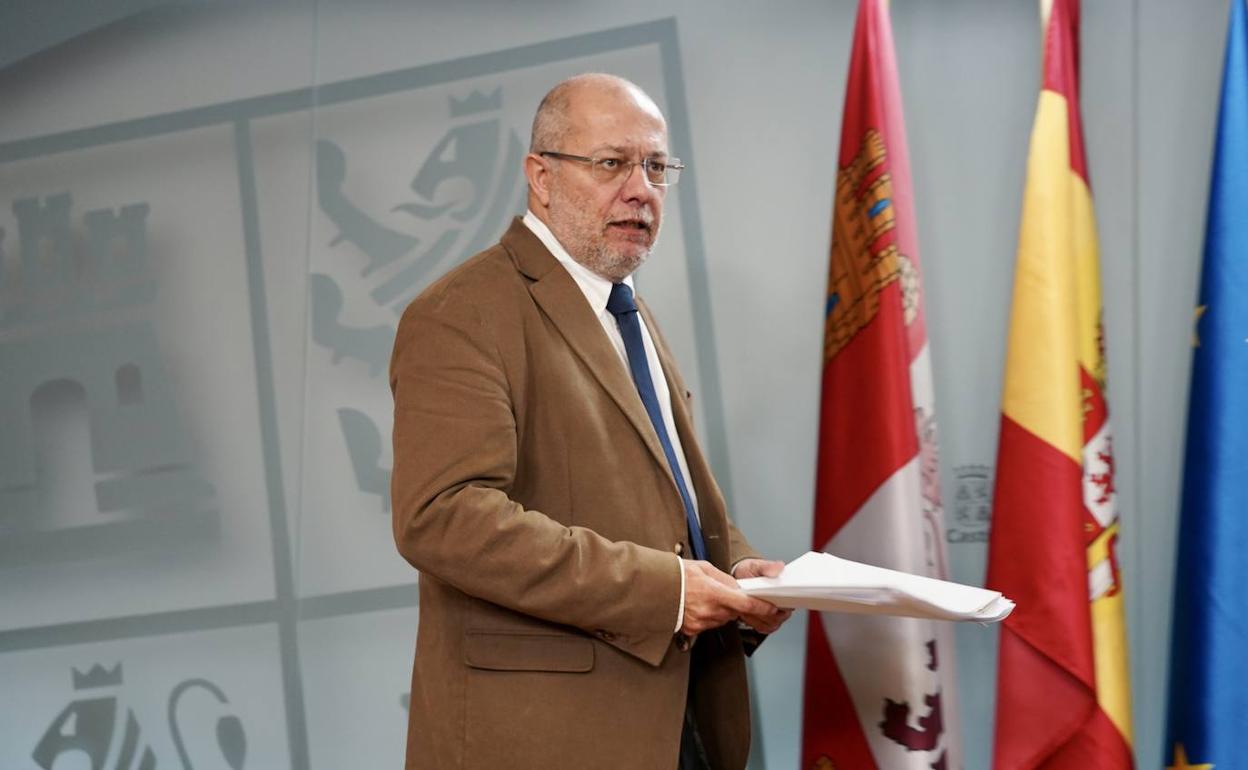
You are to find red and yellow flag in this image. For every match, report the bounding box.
[986,0,1133,767]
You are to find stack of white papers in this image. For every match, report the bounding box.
[737,551,1014,623]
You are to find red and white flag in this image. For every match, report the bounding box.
[801,0,962,768]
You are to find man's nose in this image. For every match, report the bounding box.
[618,161,659,203]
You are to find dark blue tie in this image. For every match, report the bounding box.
[606,282,708,561]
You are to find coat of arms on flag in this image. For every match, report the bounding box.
[802,1,963,768]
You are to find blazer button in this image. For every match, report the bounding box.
[596,630,615,642]
[675,634,693,652]
[674,542,685,556]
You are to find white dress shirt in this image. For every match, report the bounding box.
[522,210,694,632]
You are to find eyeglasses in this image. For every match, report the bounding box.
[539,151,684,187]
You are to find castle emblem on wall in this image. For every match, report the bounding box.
[0,193,216,567]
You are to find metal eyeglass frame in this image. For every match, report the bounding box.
[539,150,685,187]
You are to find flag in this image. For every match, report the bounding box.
[801,0,962,767]
[984,0,1134,767]
[1164,1,1248,767]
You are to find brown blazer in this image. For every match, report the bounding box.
[390,218,759,769]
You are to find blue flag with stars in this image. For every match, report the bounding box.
[1165,0,1248,767]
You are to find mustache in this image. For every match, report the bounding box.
[605,212,656,231]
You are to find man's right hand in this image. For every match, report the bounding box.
[680,560,783,636]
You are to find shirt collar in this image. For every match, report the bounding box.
[522,209,633,317]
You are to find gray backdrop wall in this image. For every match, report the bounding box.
[0,2,1228,768]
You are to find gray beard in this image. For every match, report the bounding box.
[546,206,656,283]
[549,179,663,279]
[576,241,650,283]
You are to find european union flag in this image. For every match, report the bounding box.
[1164,0,1248,767]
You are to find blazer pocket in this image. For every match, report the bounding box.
[463,630,595,673]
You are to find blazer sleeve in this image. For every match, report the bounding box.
[727,521,762,571]
[390,292,681,667]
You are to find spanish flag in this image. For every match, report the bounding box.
[985,0,1134,767]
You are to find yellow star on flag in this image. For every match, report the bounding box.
[1193,305,1208,348]
[1168,743,1213,770]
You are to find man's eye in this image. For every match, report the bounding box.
[646,160,667,172]
[598,158,623,170]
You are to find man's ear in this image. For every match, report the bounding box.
[524,153,552,208]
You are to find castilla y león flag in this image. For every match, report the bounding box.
[801,0,962,767]
[985,0,1134,767]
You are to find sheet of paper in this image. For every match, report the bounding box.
[737,551,1014,623]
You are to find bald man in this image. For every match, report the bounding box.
[390,74,789,770]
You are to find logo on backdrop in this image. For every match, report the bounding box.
[310,86,527,511]
[32,663,247,769]
[0,193,216,568]
[947,464,992,544]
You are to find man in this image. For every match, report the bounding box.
[390,73,789,770]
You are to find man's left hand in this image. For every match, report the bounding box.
[731,559,793,635]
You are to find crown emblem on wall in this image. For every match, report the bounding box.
[2,192,154,329]
[72,663,123,690]
[449,87,502,117]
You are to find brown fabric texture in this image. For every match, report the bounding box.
[390,219,759,769]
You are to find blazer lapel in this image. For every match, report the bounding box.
[501,219,673,482]
[639,299,732,568]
